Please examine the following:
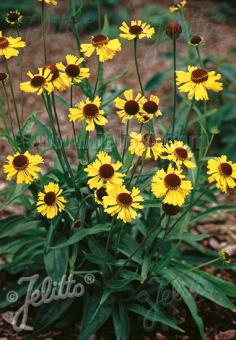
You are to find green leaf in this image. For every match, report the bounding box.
[191,205,236,223]
[0,183,29,212]
[112,303,130,340]
[44,245,69,282]
[145,68,171,91]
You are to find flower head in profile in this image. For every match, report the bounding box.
[151,164,192,206]
[169,0,187,13]
[20,67,53,95]
[85,151,124,189]
[0,31,25,59]
[176,66,223,101]
[81,34,121,62]
[114,89,144,123]
[94,186,108,205]
[161,140,195,169]
[3,151,43,184]
[188,35,204,47]
[5,10,23,26]
[219,246,235,264]
[56,55,90,85]
[120,20,155,40]
[0,73,8,82]
[207,155,236,193]
[129,132,163,160]
[38,0,57,5]
[37,182,66,219]
[44,64,70,92]
[137,94,162,123]
[103,184,144,223]
[69,96,107,131]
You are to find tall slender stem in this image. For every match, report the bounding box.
[70,85,77,144]
[2,81,16,146]
[41,0,47,64]
[171,37,177,139]
[92,58,101,100]
[4,58,23,147]
[134,38,144,96]
[122,120,129,161]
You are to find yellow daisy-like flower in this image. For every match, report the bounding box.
[38,0,57,5]
[44,64,70,92]
[36,182,66,219]
[129,132,163,160]
[56,55,90,85]
[169,0,187,13]
[5,10,23,26]
[137,94,162,123]
[3,151,43,184]
[207,155,236,193]
[0,31,25,59]
[69,96,107,132]
[84,151,124,189]
[114,89,144,123]
[176,66,223,101]
[161,140,195,169]
[81,34,121,62]
[120,20,155,40]
[103,184,144,223]
[94,186,108,205]
[20,67,53,95]
[151,164,192,207]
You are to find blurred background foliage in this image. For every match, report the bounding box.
[0,0,236,160]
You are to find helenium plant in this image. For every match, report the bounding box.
[0,0,236,339]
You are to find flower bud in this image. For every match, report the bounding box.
[189,35,204,47]
[0,73,8,82]
[166,22,182,39]
[162,203,181,216]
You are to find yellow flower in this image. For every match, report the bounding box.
[81,34,121,62]
[161,140,195,169]
[84,151,124,189]
[103,184,144,223]
[3,151,43,184]
[176,66,223,101]
[169,0,187,13]
[151,164,192,206]
[20,67,53,95]
[5,10,23,26]
[0,31,25,59]
[94,186,108,205]
[56,55,90,85]
[69,96,107,131]
[129,132,163,160]
[36,182,66,219]
[207,155,236,193]
[120,20,155,40]
[38,0,57,5]
[137,94,162,123]
[44,64,70,92]
[114,89,144,123]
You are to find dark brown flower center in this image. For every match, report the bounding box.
[8,12,20,22]
[46,64,59,81]
[99,164,115,179]
[129,25,143,35]
[96,187,108,202]
[124,100,139,115]
[190,35,202,45]
[0,73,7,81]
[191,69,208,83]
[92,34,108,46]
[164,173,181,189]
[117,192,133,206]
[65,64,80,78]
[31,76,46,88]
[219,163,233,177]
[174,147,188,160]
[44,192,57,206]
[162,203,181,216]
[0,37,9,49]
[83,103,99,118]
[142,133,156,147]
[143,100,158,114]
[13,154,29,170]
[166,22,182,39]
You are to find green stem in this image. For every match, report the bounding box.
[196,46,203,67]
[134,38,144,96]
[171,37,177,139]
[103,218,116,276]
[182,99,194,134]
[122,120,129,161]
[70,85,77,145]
[41,0,47,64]
[92,58,101,100]
[2,81,17,146]
[4,58,23,148]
